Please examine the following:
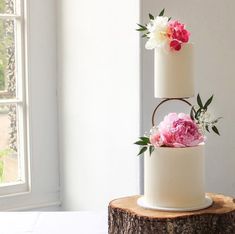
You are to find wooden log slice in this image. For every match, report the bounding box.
[108,193,235,234]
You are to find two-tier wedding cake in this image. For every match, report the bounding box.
[135,9,220,211]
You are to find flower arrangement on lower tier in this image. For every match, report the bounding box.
[135,94,222,156]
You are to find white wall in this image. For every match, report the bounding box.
[27,0,60,208]
[141,0,235,196]
[58,0,140,210]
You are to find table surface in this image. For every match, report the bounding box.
[0,211,108,234]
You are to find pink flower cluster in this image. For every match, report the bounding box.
[168,21,190,51]
[150,113,204,148]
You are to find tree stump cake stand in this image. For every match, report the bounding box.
[108,193,235,234]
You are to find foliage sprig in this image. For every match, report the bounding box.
[136,8,170,38]
[190,94,221,135]
[134,137,154,156]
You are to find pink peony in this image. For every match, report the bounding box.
[170,40,181,51]
[172,118,204,147]
[150,131,163,147]
[168,20,190,51]
[150,113,205,147]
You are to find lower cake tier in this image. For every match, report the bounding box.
[143,144,208,210]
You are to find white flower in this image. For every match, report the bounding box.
[198,111,214,123]
[145,16,169,50]
[150,126,158,135]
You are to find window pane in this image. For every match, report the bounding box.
[0,18,16,98]
[0,0,15,14]
[0,104,19,184]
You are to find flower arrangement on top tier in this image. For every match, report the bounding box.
[135,94,221,156]
[136,8,190,51]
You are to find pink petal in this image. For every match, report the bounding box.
[170,40,181,51]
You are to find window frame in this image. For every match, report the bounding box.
[0,0,60,211]
[0,0,30,197]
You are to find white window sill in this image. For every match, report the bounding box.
[0,190,60,211]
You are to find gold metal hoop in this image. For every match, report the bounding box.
[151,98,192,127]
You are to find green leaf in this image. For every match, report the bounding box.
[137,146,147,156]
[212,125,220,135]
[197,94,203,108]
[141,34,147,38]
[137,24,147,30]
[168,17,172,21]
[190,106,196,120]
[134,140,147,146]
[195,108,202,119]
[149,13,154,20]
[211,117,222,124]
[204,95,213,110]
[140,137,150,144]
[136,28,146,31]
[149,145,155,155]
[159,8,165,16]
[205,125,210,132]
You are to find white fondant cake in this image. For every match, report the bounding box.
[142,144,208,209]
[135,13,216,211]
[154,43,194,98]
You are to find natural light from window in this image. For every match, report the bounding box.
[0,0,29,195]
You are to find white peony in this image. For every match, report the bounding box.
[145,16,169,50]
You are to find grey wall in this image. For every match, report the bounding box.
[141,0,235,196]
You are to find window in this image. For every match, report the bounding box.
[0,0,29,195]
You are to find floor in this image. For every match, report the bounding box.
[0,211,108,234]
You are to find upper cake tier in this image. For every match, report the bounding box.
[154,43,194,98]
[137,12,194,98]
